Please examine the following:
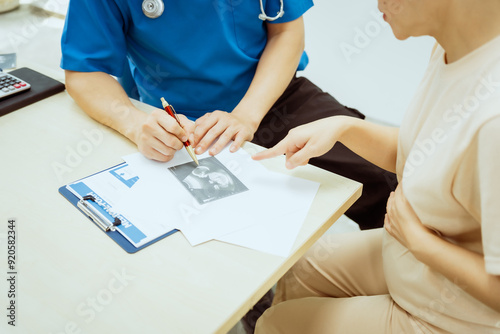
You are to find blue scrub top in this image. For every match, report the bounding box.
[61,0,313,120]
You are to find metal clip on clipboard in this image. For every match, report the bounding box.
[77,195,122,232]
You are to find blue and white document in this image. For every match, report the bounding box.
[66,145,320,257]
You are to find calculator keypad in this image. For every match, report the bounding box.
[0,72,31,100]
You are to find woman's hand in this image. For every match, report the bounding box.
[252,116,351,169]
[384,184,434,251]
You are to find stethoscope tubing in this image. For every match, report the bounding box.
[141,0,284,21]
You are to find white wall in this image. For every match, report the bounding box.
[300,0,435,125]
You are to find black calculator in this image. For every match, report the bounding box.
[0,70,31,100]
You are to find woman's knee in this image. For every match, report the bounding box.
[255,302,294,334]
[274,234,346,301]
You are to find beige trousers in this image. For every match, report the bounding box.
[255,229,446,334]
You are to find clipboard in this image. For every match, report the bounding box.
[58,163,179,253]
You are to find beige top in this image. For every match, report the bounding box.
[384,36,500,333]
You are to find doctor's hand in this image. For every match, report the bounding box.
[384,185,434,251]
[252,117,344,169]
[135,109,195,162]
[191,110,257,156]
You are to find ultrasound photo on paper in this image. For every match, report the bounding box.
[169,156,248,204]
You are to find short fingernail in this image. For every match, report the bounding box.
[285,161,293,169]
[196,146,202,154]
[182,136,188,142]
[229,146,236,152]
[209,148,216,155]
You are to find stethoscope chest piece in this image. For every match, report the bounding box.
[142,0,164,19]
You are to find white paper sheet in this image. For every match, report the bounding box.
[121,146,319,255]
[216,208,310,257]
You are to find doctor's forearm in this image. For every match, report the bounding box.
[232,17,305,129]
[65,71,147,143]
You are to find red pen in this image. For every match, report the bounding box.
[160,97,199,165]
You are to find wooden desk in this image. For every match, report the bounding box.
[0,89,361,333]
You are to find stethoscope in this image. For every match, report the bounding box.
[258,0,285,21]
[142,0,284,21]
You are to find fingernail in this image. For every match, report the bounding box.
[196,147,202,154]
[182,136,188,142]
[285,161,293,169]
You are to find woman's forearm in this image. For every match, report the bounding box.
[338,117,399,173]
[411,230,500,313]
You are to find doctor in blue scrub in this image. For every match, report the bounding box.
[61,0,396,230]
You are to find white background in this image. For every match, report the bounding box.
[301,0,435,125]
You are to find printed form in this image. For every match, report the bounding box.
[66,145,320,256]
